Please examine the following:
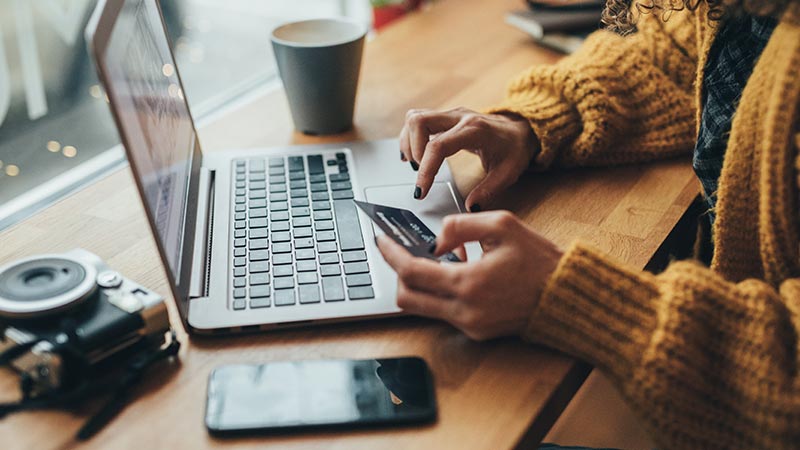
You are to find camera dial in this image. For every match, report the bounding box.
[0,254,98,318]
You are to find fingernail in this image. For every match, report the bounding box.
[410,161,419,171]
[413,185,422,199]
[400,151,406,161]
[374,235,380,246]
[428,240,437,254]
[469,204,481,213]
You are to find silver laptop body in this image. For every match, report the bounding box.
[86,0,473,334]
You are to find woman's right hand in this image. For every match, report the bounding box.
[399,107,540,211]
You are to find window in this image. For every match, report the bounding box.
[0,0,369,230]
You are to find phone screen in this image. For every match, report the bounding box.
[205,357,436,434]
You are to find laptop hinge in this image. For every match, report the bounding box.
[189,167,215,299]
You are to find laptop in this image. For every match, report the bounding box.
[85,0,476,334]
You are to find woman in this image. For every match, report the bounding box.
[376,1,800,448]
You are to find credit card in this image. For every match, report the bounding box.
[354,200,461,262]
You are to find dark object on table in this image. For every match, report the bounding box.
[507,0,603,54]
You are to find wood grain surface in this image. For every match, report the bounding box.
[0,0,700,448]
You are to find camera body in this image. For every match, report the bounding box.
[0,249,170,396]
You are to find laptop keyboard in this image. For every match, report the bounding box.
[229,151,375,310]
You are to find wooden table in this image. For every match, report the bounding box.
[0,0,700,448]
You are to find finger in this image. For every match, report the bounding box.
[405,109,463,164]
[464,167,514,212]
[432,211,516,256]
[453,245,467,262]
[395,281,455,321]
[375,235,457,295]
[398,122,410,162]
[415,124,484,199]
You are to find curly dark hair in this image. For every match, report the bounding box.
[602,0,793,35]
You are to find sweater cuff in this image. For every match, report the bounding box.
[523,242,660,379]
[485,88,582,171]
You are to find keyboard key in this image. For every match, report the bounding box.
[234,238,246,248]
[269,193,288,202]
[272,221,290,232]
[315,220,334,231]
[271,211,289,221]
[251,297,270,308]
[235,188,245,196]
[318,242,337,253]
[288,156,304,171]
[250,273,270,285]
[233,278,246,288]
[296,249,316,260]
[329,173,350,182]
[338,164,348,173]
[268,166,284,176]
[274,276,295,289]
[292,207,310,217]
[233,288,246,298]
[333,199,365,251]
[249,181,266,190]
[348,286,375,300]
[271,231,291,242]
[344,262,369,274]
[269,175,287,184]
[309,174,326,183]
[272,243,292,253]
[290,189,308,198]
[316,231,336,242]
[327,159,338,166]
[249,239,268,250]
[307,155,324,174]
[273,254,293,265]
[250,285,271,298]
[291,198,310,208]
[250,208,267,219]
[235,159,246,167]
[249,159,265,172]
[274,265,293,277]
[296,260,317,272]
[342,251,367,263]
[251,172,267,181]
[250,218,268,228]
[332,190,354,200]
[250,190,266,199]
[236,181,246,189]
[236,174,245,182]
[250,261,270,273]
[311,192,329,202]
[233,257,246,267]
[322,277,345,302]
[336,152,346,160]
[330,181,351,191]
[310,183,328,192]
[233,267,246,277]
[289,171,305,180]
[320,264,341,276]
[250,228,268,239]
[298,272,318,284]
[271,201,289,211]
[293,217,312,227]
[233,299,246,310]
[289,180,307,190]
[319,253,339,264]
[234,229,246,239]
[235,204,246,212]
[346,274,372,287]
[249,198,266,208]
[235,196,246,204]
[299,284,321,304]
[274,289,296,306]
[295,238,314,249]
[234,248,246,257]
[269,184,287,193]
[250,250,270,261]
[294,227,313,238]
[234,220,246,230]
[312,201,331,210]
[235,212,246,221]
[268,157,284,167]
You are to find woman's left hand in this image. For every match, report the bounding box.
[375,211,563,340]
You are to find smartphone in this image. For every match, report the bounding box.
[205,357,437,435]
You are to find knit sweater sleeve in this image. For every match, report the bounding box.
[525,243,800,449]
[487,10,699,169]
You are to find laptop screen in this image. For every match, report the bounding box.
[100,0,195,279]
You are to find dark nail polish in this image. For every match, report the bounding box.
[413,186,422,199]
[428,241,437,254]
[469,204,481,213]
[410,161,419,171]
[400,151,406,161]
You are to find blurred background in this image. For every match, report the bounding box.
[0,0,404,229]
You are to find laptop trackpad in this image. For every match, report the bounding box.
[364,182,482,260]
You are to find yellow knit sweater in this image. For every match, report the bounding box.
[490,3,800,449]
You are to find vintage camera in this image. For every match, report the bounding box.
[0,249,171,397]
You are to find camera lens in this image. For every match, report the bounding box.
[0,256,97,318]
